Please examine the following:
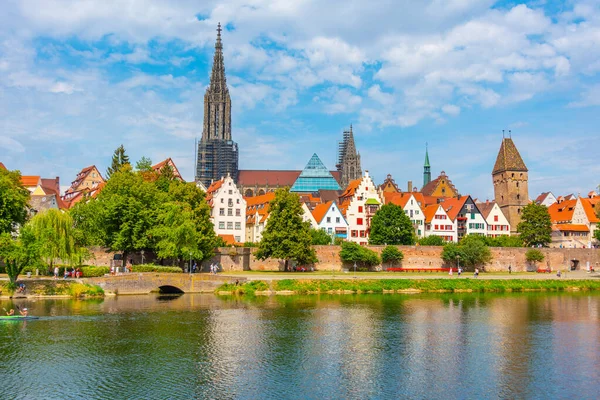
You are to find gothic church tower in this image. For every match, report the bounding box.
[196,23,238,187]
[492,136,529,233]
[336,125,362,189]
[423,144,431,188]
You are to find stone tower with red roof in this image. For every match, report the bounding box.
[492,136,529,234]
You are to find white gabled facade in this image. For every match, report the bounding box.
[339,171,383,245]
[312,201,348,239]
[301,203,318,229]
[478,202,511,237]
[424,204,457,242]
[207,174,246,243]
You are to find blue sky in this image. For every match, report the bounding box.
[1,0,599,200]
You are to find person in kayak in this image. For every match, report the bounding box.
[19,308,28,317]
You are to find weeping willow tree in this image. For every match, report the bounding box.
[29,209,81,268]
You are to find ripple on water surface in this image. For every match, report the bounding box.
[0,293,599,399]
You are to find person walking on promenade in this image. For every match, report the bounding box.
[54,266,59,279]
[508,265,512,274]
[474,268,479,278]
[449,267,453,277]
[458,267,462,277]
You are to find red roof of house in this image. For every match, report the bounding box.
[21,175,41,187]
[423,204,441,223]
[152,158,183,180]
[311,201,333,224]
[441,196,469,221]
[580,198,599,223]
[535,192,552,204]
[0,162,6,170]
[218,234,237,246]
[553,224,589,232]
[548,199,576,223]
[476,201,496,219]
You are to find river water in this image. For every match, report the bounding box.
[0,292,598,399]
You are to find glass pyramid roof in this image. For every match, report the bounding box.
[290,153,341,192]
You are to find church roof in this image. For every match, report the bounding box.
[238,169,341,187]
[290,153,341,192]
[492,137,528,174]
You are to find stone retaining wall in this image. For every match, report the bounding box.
[90,246,600,273]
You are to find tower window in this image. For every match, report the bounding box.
[512,173,514,178]
[517,194,520,200]
[516,182,519,188]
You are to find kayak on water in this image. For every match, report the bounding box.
[0,316,39,320]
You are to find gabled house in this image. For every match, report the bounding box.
[476,201,511,237]
[548,197,599,248]
[207,174,246,243]
[245,192,276,243]
[311,201,348,239]
[384,192,425,238]
[339,171,383,245]
[442,195,487,240]
[152,158,184,181]
[420,171,459,198]
[301,203,319,229]
[65,165,104,194]
[423,204,457,242]
[535,192,557,207]
[21,176,42,192]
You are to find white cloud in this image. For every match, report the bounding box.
[568,84,600,108]
[442,104,460,116]
[0,136,25,152]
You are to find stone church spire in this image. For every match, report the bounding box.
[337,124,362,189]
[202,22,232,141]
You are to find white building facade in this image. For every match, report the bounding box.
[207,175,246,243]
[339,171,383,245]
[424,204,457,242]
[313,201,348,239]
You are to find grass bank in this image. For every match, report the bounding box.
[217,278,600,295]
[0,280,104,298]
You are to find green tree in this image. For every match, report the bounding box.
[135,156,153,172]
[106,144,131,179]
[381,245,404,265]
[150,180,218,267]
[0,228,39,290]
[418,235,445,246]
[525,249,545,263]
[339,242,380,268]
[310,228,332,245]
[441,235,492,270]
[255,188,317,270]
[0,168,30,234]
[92,167,162,262]
[595,208,600,242]
[369,204,415,245]
[484,235,523,247]
[517,203,552,247]
[29,209,81,269]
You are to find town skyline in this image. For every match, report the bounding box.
[1,1,599,199]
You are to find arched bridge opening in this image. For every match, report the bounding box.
[158,285,185,294]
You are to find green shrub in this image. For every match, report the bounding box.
[525,249,545,263]
[339,242,380,268]
[80,266,110,277]
[131,264,182,273]
[418,236,445,246]
[381,245,404,265]
[310,228,332,245]
[484,235,523,247]
[441,235,492,270]
[68,283,105,297]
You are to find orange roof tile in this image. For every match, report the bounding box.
[0,162,6,170]
[580,198,599,223]
[553,224,589,232]
[21,175,41,187]
[339,179,361,199]
[548,199,576,223]
[311,201,333,224]
[218,234,237,245]
[441,196,469,221]
[423,204,441,223]
[244,192,276,207]
[152,158,183,180]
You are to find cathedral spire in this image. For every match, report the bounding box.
[210,22,227,93]
[337,124,362,189]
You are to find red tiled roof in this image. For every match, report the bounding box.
[476,201,496,219]
[0,162,6,170]
[580,198,599,223]
[553,224,589,232]
[66,165,104,194]
[238,170,299,186]
[423,204,441,223]
[535,192,551,204]
[311,201,333,224]
[21,175,41,187]
[548,199,576,223]
[385,192,412,208]
[41,178,60,194]
[441,196,469,221]
[218,234,237,245]
[421,171,458,197]
[152,158,183,180]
